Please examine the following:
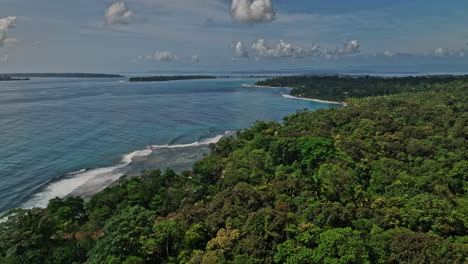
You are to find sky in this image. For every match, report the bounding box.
[0,0,468,73]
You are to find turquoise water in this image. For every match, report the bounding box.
[0,77,340,213]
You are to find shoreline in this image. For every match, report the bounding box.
[243,83,347,106]
[20,132,233,209]
[12,79,346,211]
[242,84,295,89]
[282,94,346,106]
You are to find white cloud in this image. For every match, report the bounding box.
[431,47,466,57]
[234,38,365,60]
[433,47,448,57]
[191,55,200,62]
[4,38,18,45]
[0,54,8,63]
[234,41,249,57]
[139,52,201,63]
[0,16,17,47]
[250,39,320,58]
[383,50,395,57]
[140,51,176,62]
[326,40,360,56]
[231,0,275,24]
[105,2,134,25]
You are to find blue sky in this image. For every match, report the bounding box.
[0,0,467,73]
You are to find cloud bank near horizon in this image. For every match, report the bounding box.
[251,39,321,58]
[138,51,201,63]
[235,39,361,60]
[140,51,176,62]
[325,40,360,57]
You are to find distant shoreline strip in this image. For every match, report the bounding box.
[243,83,346,106]
[19,132,232,209]
[281,94,345,105]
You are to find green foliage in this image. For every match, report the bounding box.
[256,74,468,101]
[400,194,467,236]
[0,208,57,264]
[87,206,154,264]
[386,231,468,264]
[122,256,145,264]
[311,228,370,264]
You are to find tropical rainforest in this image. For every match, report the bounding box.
[256,75,468,101]
[1,76,467,263]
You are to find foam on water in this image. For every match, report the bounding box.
[21,147,153,209]
[122,148,153,164]
[20,134,225,209]
[0,77,337,214]
[151,134,224,149]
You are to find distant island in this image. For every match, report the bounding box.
[129,75,217,82]
[0,76,29,81]
[0,73,124,78]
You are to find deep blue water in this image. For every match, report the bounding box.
[0,77,340,213]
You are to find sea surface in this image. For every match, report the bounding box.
[0,77,340,214]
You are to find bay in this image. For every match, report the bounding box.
[0,77,340,213]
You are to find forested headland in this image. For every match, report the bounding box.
[1,76,467,263]
[256,75,468,101]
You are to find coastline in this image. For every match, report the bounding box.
[282,94,346,106]
[242,84,295,89]
[244,83,347,106]
[20,132,233,209]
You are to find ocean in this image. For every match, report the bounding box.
[0,77,340,214]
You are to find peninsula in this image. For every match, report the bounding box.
[256,74,468,101]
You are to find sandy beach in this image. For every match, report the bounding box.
[242,84,295,89]
[281,94,346,106]
[244,83,346,106]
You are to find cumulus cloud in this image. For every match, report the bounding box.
[431,47,466,57]
[0,54,8,63]
[191,55,200,62]
[0,16,17,47]
[326,40,360,56]
[383,50,395,57]
[4,38,18,45]
[234,41,249,57]
[138,51,200,63]
[105,2,134,25]
[250,39,320,58]
[433,47,449,57]
[141,51,176,61]
[231,0,275,24]
[234,38,364,60]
